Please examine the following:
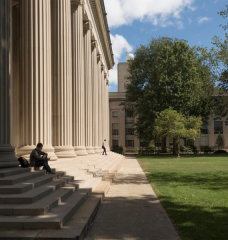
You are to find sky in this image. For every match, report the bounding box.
[103,0,228,92]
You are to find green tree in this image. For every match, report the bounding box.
[153,108,202,156]
[124,37,214,142]
[210,4,228,119]
[215,132,225,150]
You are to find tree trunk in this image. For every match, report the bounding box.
[161,137,166,153]
[173,138,178,155]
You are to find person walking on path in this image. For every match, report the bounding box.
[30,143,55,174]
[102,139,107,155]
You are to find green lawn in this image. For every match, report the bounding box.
[137,154,228,240]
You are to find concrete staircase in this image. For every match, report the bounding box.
[0,151,124,239]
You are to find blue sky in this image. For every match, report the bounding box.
[103,0,227,92]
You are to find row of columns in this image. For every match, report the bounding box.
[0,0,110,167]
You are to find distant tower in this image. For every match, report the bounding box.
[126,53,134,62]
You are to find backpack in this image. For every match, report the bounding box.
[18,157,30,168]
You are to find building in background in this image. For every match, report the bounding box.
[109,54,140,153]
[109,55,228,152]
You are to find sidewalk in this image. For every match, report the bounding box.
[85,157,179,240]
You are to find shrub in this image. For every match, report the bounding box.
[111,145,124,154]
[200,146,214,154]
[213,150,227,154]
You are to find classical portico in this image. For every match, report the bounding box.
[0,0,114,167]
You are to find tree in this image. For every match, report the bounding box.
[215,132,225,150]
[124,37,214,142]
[153,108,202,156]
[210,4,228,119]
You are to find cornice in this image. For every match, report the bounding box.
[90,0,115,70]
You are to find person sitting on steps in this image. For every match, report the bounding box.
[30,143,55,174]
[102,139,107,155]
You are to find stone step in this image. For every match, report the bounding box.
[0,170,45,186]
[82,177,102,191]
[36,181,110,239]
[0,171,67,194]
[51,159,82,169]
[0,187,74,216]
[0,179,66,204]
[0,167,30,178]
[0,188,91,229]
[95,156,118,170]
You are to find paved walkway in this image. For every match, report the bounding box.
[85,157,179,240]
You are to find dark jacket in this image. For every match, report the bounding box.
[30,149,48,167]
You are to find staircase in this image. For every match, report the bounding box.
[0,152,124,239]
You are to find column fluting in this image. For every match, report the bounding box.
[17,0,57,160]
[84,21,95,154]
[72,1,88,156]
[92,42,100,153]
[0,0,18,167]
[51,0,76,158]
[106,77,110,151]
[97,55,103,152]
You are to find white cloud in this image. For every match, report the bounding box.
[109,34,133,85]
[104,0,195,28]
[176,20,184,29]
[198,17,211,24]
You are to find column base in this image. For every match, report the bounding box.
[54,146,76,158]
[106,147,110,152]
[86,147,95,154]
[0,147,19,168]
[16,145,58,161]
[94,147,101,154]
[74,146,88,156]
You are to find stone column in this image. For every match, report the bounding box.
[84,21,95,154]
[97,55,103,151]
[101,67,105,144]
[51,0,76,158]
[71,0,88,156]
[0,0,18,168]
[106,77,110,151]
[17,0,57,160]
[92,41,100,153]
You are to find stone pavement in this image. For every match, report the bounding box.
[85,157,179,240]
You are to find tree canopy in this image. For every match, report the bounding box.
[124,37,214,141]
[153,108,202,156]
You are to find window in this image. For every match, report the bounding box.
[155,138,161,147]
[140,141,149,147]
[112,111,118,118]
[126,111,133,118]
[201,124,208,134]
[112,129,119,135]
[169,138,173,146]
[200,136,208,146]
[126,128,134,135]
[126,140,134,147]
[184,139,194,147]
[112,140,119,146]
[214,121,223,134]
[112,123,119,135]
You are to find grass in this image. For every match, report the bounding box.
[137,154,228,240]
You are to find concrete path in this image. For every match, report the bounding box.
[85,157,179,240]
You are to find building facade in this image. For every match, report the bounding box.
[109,60,228,152]
[109,61,139,152]
[0,0,113,168]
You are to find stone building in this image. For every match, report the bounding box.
[109,57,228,152]
[109,55,140,153]
[0,0,113,168]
